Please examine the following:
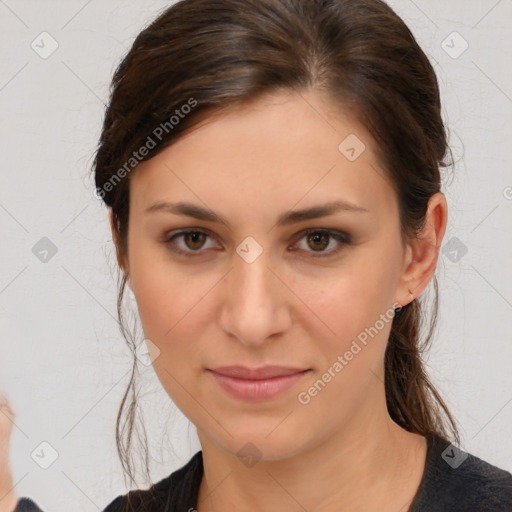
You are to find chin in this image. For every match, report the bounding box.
[215,430,306,465]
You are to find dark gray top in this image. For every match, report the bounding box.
[14,433,512,511]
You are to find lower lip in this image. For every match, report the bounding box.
[208,370,310,402]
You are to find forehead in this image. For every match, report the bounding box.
[130,89,396,219]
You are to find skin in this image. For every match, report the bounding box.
[0,396,17,512]
[111,88,448,512]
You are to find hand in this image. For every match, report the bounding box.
[0,393,18,512]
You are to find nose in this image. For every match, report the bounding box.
[218,244,292,347]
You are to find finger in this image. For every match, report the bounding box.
[0,393,16,425]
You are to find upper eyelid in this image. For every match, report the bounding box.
[164,227,345,241]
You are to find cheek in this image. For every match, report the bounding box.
[292,252,397,383]
[129,257,208,416]
[296,263,390,340]
[293,278,395,428]
[128,248,218,387]
[128,245,197,334]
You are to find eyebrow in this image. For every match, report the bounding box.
[144,199,370,228]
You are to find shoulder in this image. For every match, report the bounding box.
[410,434,512,512]
[12,454,201,512]
[103,450,203,512]
[13,497,45,512]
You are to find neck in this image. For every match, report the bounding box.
[195,387,428,512]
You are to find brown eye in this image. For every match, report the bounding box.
[163,229,218,256]
[292,229,352,258]
[183,231,207,250]
[306,232,330,251]
[163,228,351,259]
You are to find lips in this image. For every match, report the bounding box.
[208,365,309,379]
[207,365,311,401]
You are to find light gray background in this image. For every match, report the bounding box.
[1,1,511,510]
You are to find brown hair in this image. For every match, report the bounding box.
[92,0,459,491]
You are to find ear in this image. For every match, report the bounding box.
[395,192,448,307]
[109,209,129,276]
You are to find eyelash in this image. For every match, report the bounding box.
[162,228,352,258]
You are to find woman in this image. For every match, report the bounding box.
[3,0,511,510]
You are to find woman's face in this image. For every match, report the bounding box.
[120,89,418,461]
